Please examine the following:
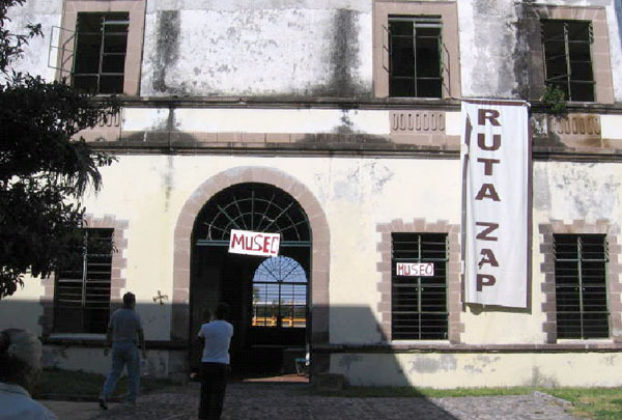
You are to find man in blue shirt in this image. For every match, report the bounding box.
[197,302,233,419]
[99,292,146,409]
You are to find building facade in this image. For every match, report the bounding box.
[2,0,622,387]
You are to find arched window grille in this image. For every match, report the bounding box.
[252,256,307,329]
[194,183,310,245]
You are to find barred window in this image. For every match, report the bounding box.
[554,234,608,339]
[54,228,114,334]
[542,20,594,102]
[72,12,129,94]
[388,16,443,98]
[392,233,448,340]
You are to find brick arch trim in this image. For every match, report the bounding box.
[171,166,330,345]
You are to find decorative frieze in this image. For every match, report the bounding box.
[549,114,601,138]
[76,111,122,142]
[390,110,446,133]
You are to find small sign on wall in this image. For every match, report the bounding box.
[229,229,280,257]
[396,262,435,277]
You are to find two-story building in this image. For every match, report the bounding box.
[2,0,622,388]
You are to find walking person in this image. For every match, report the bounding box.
[197,302,233,420]
[99,292,146,409]
[0,329,58,419]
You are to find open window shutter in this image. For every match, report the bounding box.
[382,23,391,74]
[440,41,450,97]
[48,25,76,79]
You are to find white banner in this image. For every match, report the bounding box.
[461,100,530,308]
[229,229,281,257]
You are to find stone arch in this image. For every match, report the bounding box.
[171,167,330,351]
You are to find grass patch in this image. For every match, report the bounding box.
[33,368,173,400]
[315,385,622,420]
[548,388,622,420]
[313,386,536,398]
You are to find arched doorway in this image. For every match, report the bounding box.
[189,183,311,377]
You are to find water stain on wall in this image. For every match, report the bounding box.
[153,10,181,93]
[409,354,457,373]
[314,8,367,97]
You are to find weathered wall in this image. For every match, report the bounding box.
[460,160,622,345]
[332,352,622,387]
[140,0,373,97]
[458,0,622,102]
[81,153,462,344]
[458,0,520,99]
[5,0,61,80]
[43,345,170,377]
[5,0,622,102]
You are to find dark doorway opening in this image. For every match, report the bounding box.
[189,183,311,379]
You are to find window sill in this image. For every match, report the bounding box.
[556,338,613,345]
[43,334,106,347]
[313,341,622,353]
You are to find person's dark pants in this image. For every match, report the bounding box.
[199,362,229,419]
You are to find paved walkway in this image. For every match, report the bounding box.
[42,382,583,420]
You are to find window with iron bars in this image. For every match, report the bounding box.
[388,16,443,98]
[54,228,114,334]
[392,233,448,340]
[541,20,595,102]
[72,12,129,94]
[554,234,609,339]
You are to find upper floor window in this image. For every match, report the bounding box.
[392,233,448,340]
[54,228,114,334]
[388,16,442,98]
[554,234,608,339]
[73,12,129,94]
[542,20,594,102]
[373,2,460,99]
[51,0,145,96]
[527,5,613,104]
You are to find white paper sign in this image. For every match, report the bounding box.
[229,229,281,257]
[461,100,530,308]
[396,262,435,277]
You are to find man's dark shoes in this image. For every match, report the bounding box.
[98,397,108,410]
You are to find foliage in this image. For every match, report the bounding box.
[548,387,622,420]
[541,84,568,116]
[0,0,118,298]
[318,385,622,420]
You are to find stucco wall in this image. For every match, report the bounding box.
[332,351,622,387]
[140,0,373,97]
[458,0,622,101]
[0,274,45,335]
[77,154,461,343]
[4,153,614,346]
[6,0,622,102]
[5,0,61,80]
[43,346,170,377]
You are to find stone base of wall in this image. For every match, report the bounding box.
[330,351,622,388]
[42,345,172,379]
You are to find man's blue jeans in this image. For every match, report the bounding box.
[102,342,140,403]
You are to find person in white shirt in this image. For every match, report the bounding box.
[197,302,233,420]
[0,329,57,420]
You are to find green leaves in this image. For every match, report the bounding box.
[0,0,42,73]
[0,0,118,298]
